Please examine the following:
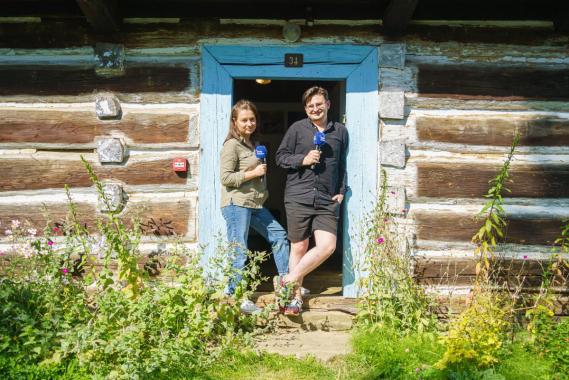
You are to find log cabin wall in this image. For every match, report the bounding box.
[0,19,567,311]
[382,24,569,314]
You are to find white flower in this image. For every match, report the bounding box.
[5,229,12,236]
[11,220,20,228]
[27,228,37,237]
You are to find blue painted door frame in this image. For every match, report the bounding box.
[199,44,379,297]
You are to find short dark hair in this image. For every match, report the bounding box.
[302,86,329,106]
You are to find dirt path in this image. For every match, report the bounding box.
[254,329,353,362]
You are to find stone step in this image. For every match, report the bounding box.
[253,292,356,331]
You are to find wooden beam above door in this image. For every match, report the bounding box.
[76,0,120,32]
[382,0,419,35]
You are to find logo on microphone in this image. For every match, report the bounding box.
[313,132,326,147]
[255,145,267,160]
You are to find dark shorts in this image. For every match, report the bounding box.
[284,200,340,242]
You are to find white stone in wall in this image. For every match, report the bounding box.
[98,183,125,213]
[95,94,122,119]
[379,90,405,119]
[384,186,407,215]
[188,113,200,147]
[380,139,406,168]
[97,138,124,163]
[379,43,406,69]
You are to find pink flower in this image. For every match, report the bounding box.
[390,191,396,195]
[376,237,385,244]
[415,367,420,373]
[61,268,69,275]
[11,220,20,228]
[27,228,37,237]
[5,229,12,236]
[53,227,60,233]
[523,255,528,260]
[0,251,5,256]
[47,240,54,247]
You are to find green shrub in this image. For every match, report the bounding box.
[0,157,267,379]
[357,171,436,333]
[436,293,509,369]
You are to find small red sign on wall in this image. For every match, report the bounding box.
[172,158,187,172]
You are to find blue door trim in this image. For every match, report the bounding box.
[199,44,379,297]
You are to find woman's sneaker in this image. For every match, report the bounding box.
[284,298,303,316]
[239,299,261,315]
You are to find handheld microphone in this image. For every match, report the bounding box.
[311,132,326,169]
[255,145,267,182]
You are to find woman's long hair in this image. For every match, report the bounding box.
[224,99,261,144]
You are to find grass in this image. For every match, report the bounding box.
[2,326,565,380]
[203,326,565,380]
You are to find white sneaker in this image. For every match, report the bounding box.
[239,299,261,315]
[300,287,310,296]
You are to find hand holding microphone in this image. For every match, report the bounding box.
[255,145,267,182]
[310,132,326,169]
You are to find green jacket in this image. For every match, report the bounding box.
[220,138,268,209]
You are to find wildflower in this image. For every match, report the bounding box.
[11,220,20,228]
[390,191,396,195]
[404,348,410,353]
[47,239,54,247]
[376,237,385,244]
[0,250,5,256]
[61,268,69,275]
[53,227,60,233]
[27,228,37,237]
[5,229,12,236]
[523,255,528,260]
[415,367,420,373]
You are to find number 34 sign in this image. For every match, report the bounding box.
[284,53,303,68]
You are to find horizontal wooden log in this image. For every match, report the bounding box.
[417,163,569,198]
[1,20,567,49]
[416,115,569,147]
[417,64,569,101]
[408,97,569,113]
[433,294,569,316]
[415,212,564,245]
[0,199,194,238]
[0,109,191,145]
[0,65,190,96]
[0,155,198,192]
[414,257,568,288]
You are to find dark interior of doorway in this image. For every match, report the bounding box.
[233,79,345,295]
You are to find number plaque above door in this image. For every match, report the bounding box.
[284,53,303,67]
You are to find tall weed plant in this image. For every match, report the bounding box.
[0,157,265,379]
[357,171,436,333]
[525,219,569,375]
[436,132,520,369]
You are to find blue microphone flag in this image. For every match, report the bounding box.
[255,145,267,160]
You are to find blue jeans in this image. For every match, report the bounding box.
[221,204,289,295]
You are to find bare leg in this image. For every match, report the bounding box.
[287,239,308,299]
[284,230,336,289]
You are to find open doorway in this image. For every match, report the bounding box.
[233,79,346,295]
